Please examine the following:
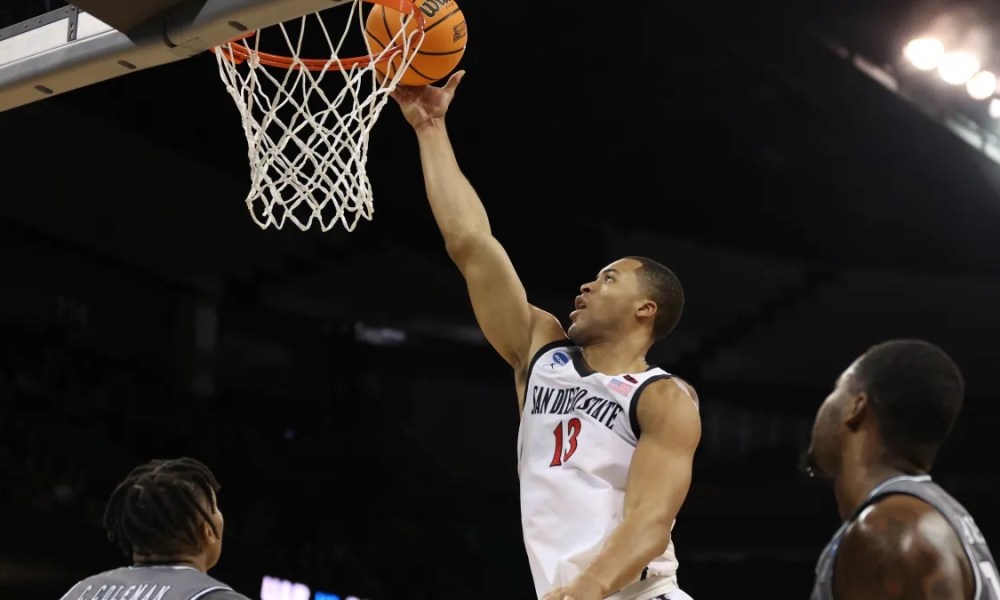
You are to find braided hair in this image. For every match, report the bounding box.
[103,457,222,560]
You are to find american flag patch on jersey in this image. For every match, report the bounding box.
[608,377,634,396]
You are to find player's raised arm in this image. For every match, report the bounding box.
[391,72,565,370]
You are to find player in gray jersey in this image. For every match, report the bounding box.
[806,339,998,600]
[59,457,250,600]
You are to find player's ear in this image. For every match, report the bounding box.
[200,493,220,544]
[200,518,219,546]
[843,392,868,430]
[636,299,657,319]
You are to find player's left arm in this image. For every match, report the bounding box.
[575,379,701,597]
[833,494,973,600]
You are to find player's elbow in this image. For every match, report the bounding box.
[628,508,675,556]
[443,231,492,270]
[647,518,674,556]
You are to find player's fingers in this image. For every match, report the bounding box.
[444,69,465,93]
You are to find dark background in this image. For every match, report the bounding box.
[1,0,1000,598]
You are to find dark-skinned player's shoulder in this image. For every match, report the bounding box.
[200,590,253,600]
[835,494,972,599]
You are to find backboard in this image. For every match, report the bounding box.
[0,0,351,112]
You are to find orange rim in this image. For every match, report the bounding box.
[212,0,424,71]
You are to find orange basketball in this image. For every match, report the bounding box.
[365,0,468,86]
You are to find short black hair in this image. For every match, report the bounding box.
[625,256,684,341]
[103,457,221,559]
[852,339,964,465]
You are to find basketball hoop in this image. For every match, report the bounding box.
[212,0,425,232]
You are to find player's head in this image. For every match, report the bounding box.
[103,457,225,572]
[807,339,964,480]
[567,257,684,347]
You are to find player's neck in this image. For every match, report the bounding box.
[579,339,649,376]
[133,553,206,572]
[835,460,926,521]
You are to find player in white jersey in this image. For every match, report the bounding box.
[392,72,701,600]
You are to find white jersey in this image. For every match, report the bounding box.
[517,341,691,599]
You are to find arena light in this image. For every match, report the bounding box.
[990,98,1000,119]
[904,37,945,71]
[261,577,310,600]
[967,71,999,100]
[261,576,363,600]
[938,51,981,85]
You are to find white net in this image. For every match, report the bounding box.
[213,1,424,232]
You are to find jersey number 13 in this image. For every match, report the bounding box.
[550,418,582,467]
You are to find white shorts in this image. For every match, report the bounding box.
[608,588,693,600]
[648,590,693,600]
[605,576,694,600]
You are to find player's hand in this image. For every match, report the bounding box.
[541,575,605,600]
[389,70,465,130]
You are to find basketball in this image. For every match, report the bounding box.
[365,0,468,86]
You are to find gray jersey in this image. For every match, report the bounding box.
[812,475,1000,600]
[59,565,249,600]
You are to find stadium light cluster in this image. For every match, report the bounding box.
[904,36,1000,118]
